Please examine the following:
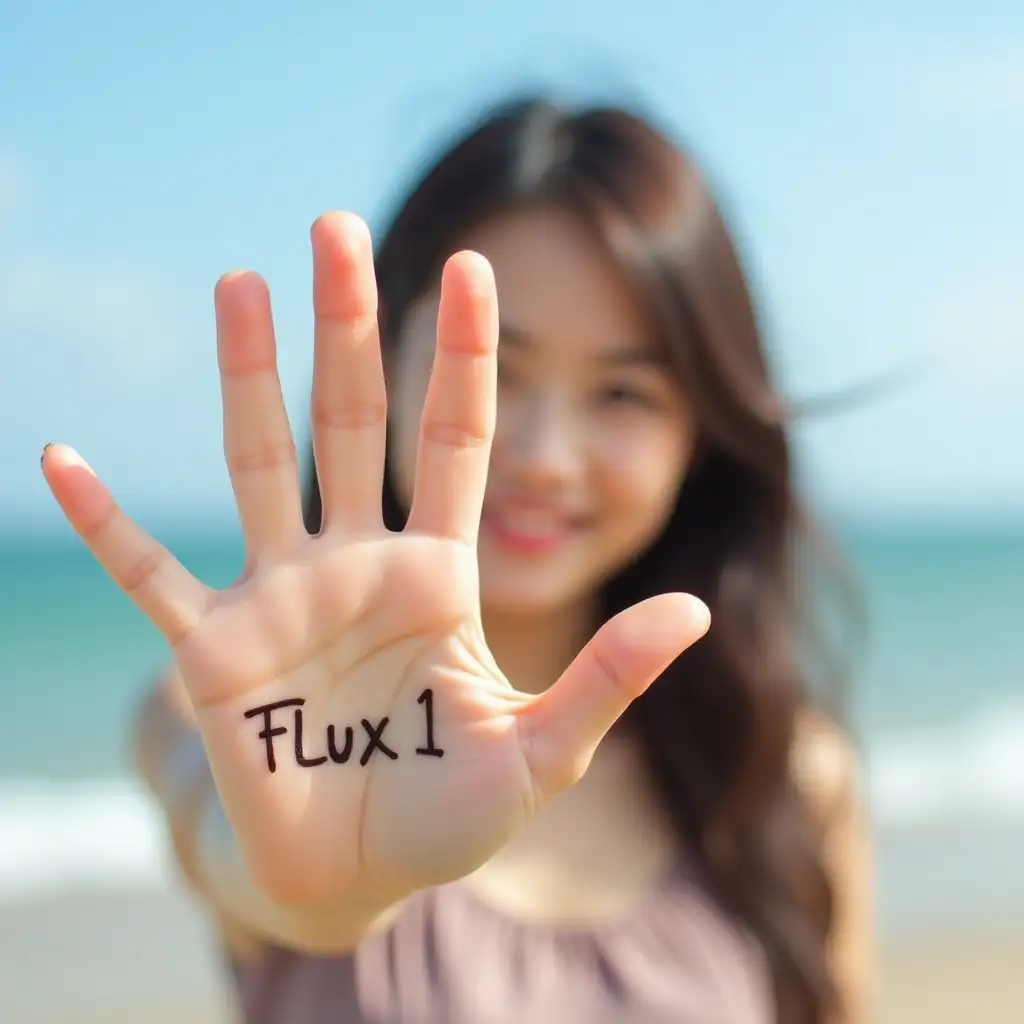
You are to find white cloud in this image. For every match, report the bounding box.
[0,259,185,381]
[0,151,186,382]
[925,276,1024,381]
[842,34,1024,117]
[907,40,1024,116]
[794,268,1024,521]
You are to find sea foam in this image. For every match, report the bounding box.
[2,700,1023,902]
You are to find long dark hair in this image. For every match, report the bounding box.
[304,95,860,1023]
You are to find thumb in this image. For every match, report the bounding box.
[517,593,710,802]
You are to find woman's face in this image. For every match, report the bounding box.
[388,204,697,616]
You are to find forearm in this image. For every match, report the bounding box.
[132,670,402,954]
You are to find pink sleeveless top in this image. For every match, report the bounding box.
[227,856,773,1023]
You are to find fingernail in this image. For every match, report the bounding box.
[40,442,55,465]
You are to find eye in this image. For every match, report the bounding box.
[600,382,659,408]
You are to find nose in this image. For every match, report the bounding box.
[496,392,583,489]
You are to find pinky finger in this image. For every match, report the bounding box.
[40,444,212,646]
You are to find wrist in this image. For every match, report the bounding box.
[194,795,407,953]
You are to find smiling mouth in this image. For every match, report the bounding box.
[480,504,590,556]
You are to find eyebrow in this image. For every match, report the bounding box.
[498,322,670,367]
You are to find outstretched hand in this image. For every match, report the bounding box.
[41,212,710,908]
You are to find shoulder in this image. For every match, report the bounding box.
[789,707,863,829]
[791,715,876,1021]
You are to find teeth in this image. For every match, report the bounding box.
[496,511,563,536]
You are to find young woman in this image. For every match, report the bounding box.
[42,96,873,1023]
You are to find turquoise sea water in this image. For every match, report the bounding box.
[3,523,1021,774]
[1,523,1022,925]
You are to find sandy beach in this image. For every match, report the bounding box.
[5,529,1022,1021]
[0,888,233,1024]
[1,883,1021,1023]
[879,931,1024,1024]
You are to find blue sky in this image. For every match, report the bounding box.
[2,0,1022,534]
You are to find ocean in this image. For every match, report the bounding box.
[2,524,1022,935]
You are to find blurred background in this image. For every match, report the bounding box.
[1,2,1021,1021]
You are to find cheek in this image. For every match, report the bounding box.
[387,296,442,510]
[387,357,431,511]
[597,426,689,528]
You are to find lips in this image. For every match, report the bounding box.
[480,500,590,556]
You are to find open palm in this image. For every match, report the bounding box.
[42,212,709,909]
